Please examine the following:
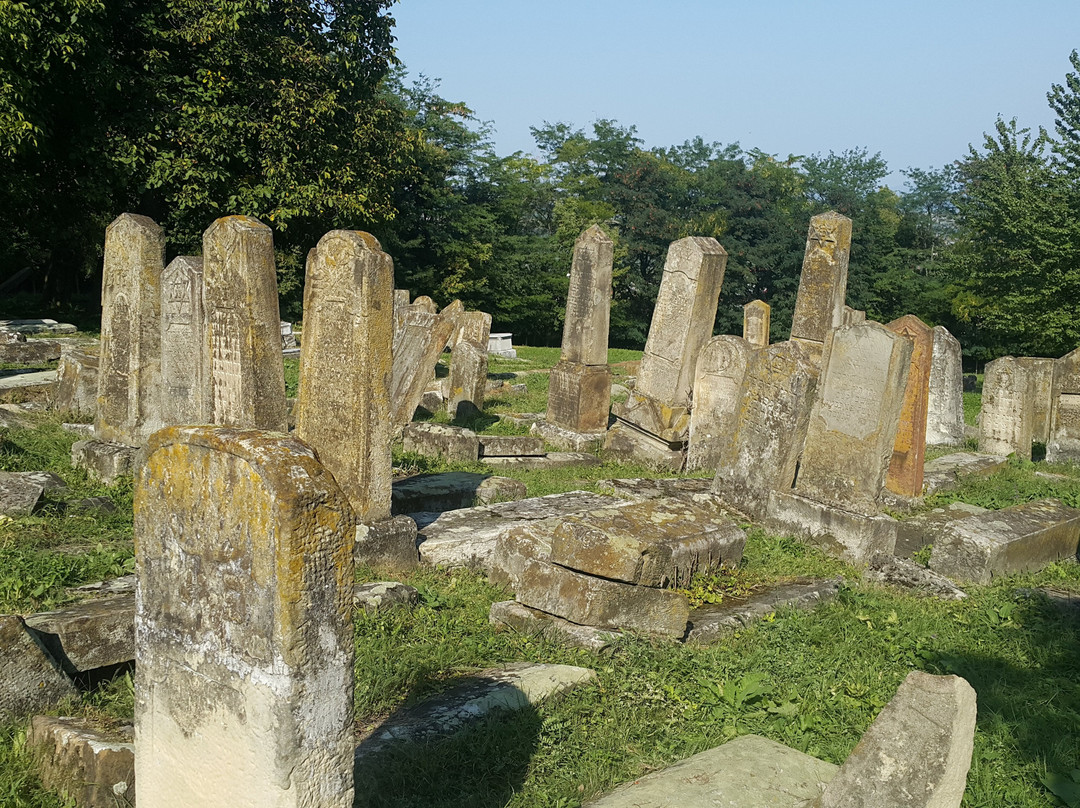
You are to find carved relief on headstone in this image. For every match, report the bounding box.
[979,357,1033,459]
[160,256,207,426]
[742,300,770,348]
[686,335,753,472]
[926,326,965,446]
[1047,347,1080,463]
[884,315,933,499]
[789,212,852,352]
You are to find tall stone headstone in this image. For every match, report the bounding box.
[202,216,288,432]
[538,226,614,449]
[440,299,466,350]
[447,310,492,419]
[979,357,1033,459]
[710,340,819,518]
[296,231,393,523]
[796,323,913,515]
[391,308,455,431]
[1047,346,1080,463]
[789,212,852,355]
[926,326,965,446]
[605,237,727,469]
[884,315,933,499]
[742,300,770,348]
[1016,356,1055,444]
[686,336,753,472]
[135,426,355,808]
[95,213,166,447]
[160,256,207,426]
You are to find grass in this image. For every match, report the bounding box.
[4,351,1080,807]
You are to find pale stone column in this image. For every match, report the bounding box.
[135,426,355,808]
[884,315,933,499]
[160,256,207,426]
[296,231,393,523]
[686,336,753,472]
[202,216,288,432]
[926,326,965,446]
[95,213,165,446]
[1047,347,1080,463]
[742,300,770,348]
[790,212,852,353]
[979,357,1033,459]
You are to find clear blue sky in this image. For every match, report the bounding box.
[391,0,1080,188]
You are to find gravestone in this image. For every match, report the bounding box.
[412,295,438,314]
[95,213,165,447]
[135,426,355,808]
[394,289,410,311]
[742,299,770,348]
[1048,347,1080,463]
[160,256,207,426]
[926,326,965,446]
[710,340,819,519]
[391,308,455,430]
[841,306,866,326]
[202,216,288,432]
[978,356,1033,459]
[440,299,466,349]
[447,310,491,418]
[884,315,933,499]
[1016,356,1055,444]
[538,226,614,448]
[296,231,393,523]
[605,237,727,468]
[53,344,99,416]
[686,335,753,472]
[790,212,852,355]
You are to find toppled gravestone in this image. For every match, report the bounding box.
[921,452,1008,496]
[481,451,601,471]
[0,471,46,515]
[0,615,77,725]
[685,578,843,644]
[353,581,419,614]
[863,555,967,601]
[30,716,134,808]
[598,477,713,500]
[895,501,989,557]
[23,594,134,676]
[0,338,61,364]
[489,600,620,652]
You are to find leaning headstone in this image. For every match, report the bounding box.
[538,226,614,449]
[135,426,356,808]
[446,310,491,418]
[742,299,770,348]
[884,315,933,499]
[440,299,466,349]
[160,256,207,426]
[926,326,965,446]
[390,309,454,431]
[605,237,727,468]
[978,356,1033,459]
[0,615,76,725]
[1016,357,1055,444]
[686,335,753,472]
[296,231,393,523]
[1047,347,1080,463]
[790,212,852,355]
[95,213,165,447]
[202,216,288,432]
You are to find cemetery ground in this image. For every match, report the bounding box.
[1,348,1079,808]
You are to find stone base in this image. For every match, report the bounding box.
[895,502,988,557]
[392,472,527,516]
[765,491,898,565]
[401,422,479,462]
[922,452,1008,496]
[602,420,686,471]
[597,477,712,500]
[478,435,545,457]
[545,361,611,434]
[879,488,923,513]
[489,600,618,652]
[480,452,601,471]
[355,516,419,572]
[70,439,137,485]
[531,419,606,452]
[30,716,135,808]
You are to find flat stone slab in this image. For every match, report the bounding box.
[0,471,45,515]
[62,422,95,437]
[489,600,618,652]
[922,452,1008,495]
[0,369,56,391]
[499,412,544,428]
[930,498,1080,584]
[766,491,897,565]
[401,422,479,462]
[355,662,595,761]
[586,733,837,807]
[531,420,607,452]
[0,615,76,725]
[0,339,61,364]
[0,319,77,334]
[30,716,134,808]
[686,579,842,644]
[478,434,545,457]
[895,502,989,557]
[353,581,419,614]
[24,594,135,673]
[863,554,967,600]
[416,491,625,571]
[480,452,602,470]
[392,471,526,516]
[597,477,713,500]
[69,575,135,597]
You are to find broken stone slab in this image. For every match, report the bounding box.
[597,477,713,500]
[0,368,56,392]
[63,496,118,516]
[0,471,45,515]
[477,434,545,457]
[61,422,94,437]
[813,671,976,808]
[355,516,419,572]
[30,716,135,808]
[18,471,68,492]
[489,600,618,652]
[355,662,594,762]
[922,452,1008,496]
[602,418,687,472]
[71,439,137,485]
[480,451,601,470]
[929,498,1080,584]
[353,581,419,614]
[531,419,607,452]
[0,339,61,364]
[500,412,544,428]
[863,555,967,600]
[401,422,480,462]
[70,575,135,597]
[392,472,526,516]
[766,490,898,565]
[417,491,625,571]
[685,578,842,644]
[895,502,990,558]
[0,319,77,334]
[0,615,77,725]
[586,733,838,808]
[24,594,134,673]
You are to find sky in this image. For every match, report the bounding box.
[391,0,1080,189]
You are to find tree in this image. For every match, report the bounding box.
[1048,49,1080,178]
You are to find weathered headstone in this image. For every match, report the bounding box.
[538,226,614,449]
[978,356,1033,459]
[412,295,438,314]
[1048,346,1080,463]
[841,305,866,326]
[53,344,99,416]
[95,213,165,446]
[790,212,852,355]
[202,216,288,432]
[391,309,455,431]
[686,335,753,472]
[296,231,393,523]
[160,256,207,426]
[394,288,410,311]
[926,326,965,446]
[440,299,466,349]
[742,300,770,348]
[447,310,491,419]
[135,426,355,808]
[884,315,933,499]
[1016,357,1055,444]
